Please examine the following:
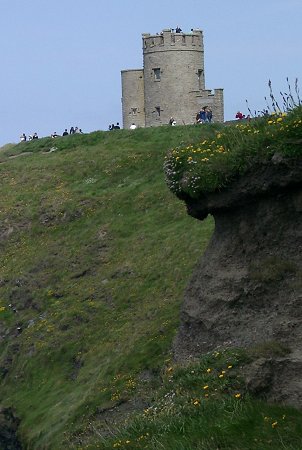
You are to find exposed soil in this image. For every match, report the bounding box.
[174,155,302,407]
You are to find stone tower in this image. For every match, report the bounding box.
[121,28,224,129]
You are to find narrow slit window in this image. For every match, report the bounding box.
[155,106,161,116]
[197,69,204,89]
[153,68,161,81]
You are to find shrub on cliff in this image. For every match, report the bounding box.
[164,106,302,198]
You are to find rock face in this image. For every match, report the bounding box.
[0,407,22,449]
[174,156,302,407]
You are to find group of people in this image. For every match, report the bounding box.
[20,126,83,142]
[108,122,121,130]
[196,106,213,124]
[20,132,39,142]
[52,127,83,138]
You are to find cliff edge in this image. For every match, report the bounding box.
[174,154,302,408]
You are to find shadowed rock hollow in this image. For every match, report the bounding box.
[174,155,302,407]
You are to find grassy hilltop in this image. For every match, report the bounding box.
[0,123,302,449]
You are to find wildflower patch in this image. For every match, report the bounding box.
[164,107,302,198]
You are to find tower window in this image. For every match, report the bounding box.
[131,107,138,115]
[153,68,161,81]
[197,69,204,89]
[155,106,161,116]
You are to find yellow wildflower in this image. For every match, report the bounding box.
[272,421,278,428]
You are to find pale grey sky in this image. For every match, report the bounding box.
[0,0,301,145]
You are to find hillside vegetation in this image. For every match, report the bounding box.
[165,107,302,198]
[0,124,301,450]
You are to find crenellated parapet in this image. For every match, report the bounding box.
[142,29,203,53]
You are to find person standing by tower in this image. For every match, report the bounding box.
[206,108,213,123]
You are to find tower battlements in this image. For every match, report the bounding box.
[142,29,203,52]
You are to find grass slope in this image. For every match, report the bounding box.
[0,125,301,449]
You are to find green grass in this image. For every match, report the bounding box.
[0,125,215,449]
[71,349,302,450]
[0,124,301,449]
[164,106,302,198]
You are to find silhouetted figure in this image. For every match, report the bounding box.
[20,133,26,142]
[70,126,75,134]
[32,132,39,139]
[199,107,207,123]
[176,26,182,33]
[206,108,213,123]
[51,132,59,138]
[62,129,69,136]
[114,122,120,129]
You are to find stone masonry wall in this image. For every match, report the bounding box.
[121,69,145,129]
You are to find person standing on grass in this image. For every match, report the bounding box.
[199,107,207,123]
[207,108,213,123]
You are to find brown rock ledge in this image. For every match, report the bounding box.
[174,155,302,407]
